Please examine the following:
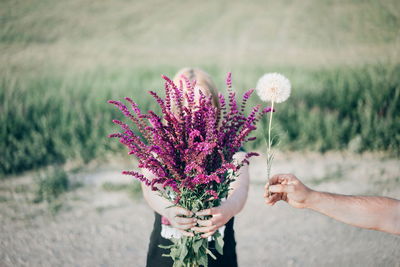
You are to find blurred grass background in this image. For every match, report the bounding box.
[1,0,400,177]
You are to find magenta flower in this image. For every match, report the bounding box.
[108,72,272,266]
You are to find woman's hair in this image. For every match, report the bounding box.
[172,67,220,109]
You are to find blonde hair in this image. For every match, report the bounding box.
[172,68,220,109]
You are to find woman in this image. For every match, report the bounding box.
[142,68,250,267]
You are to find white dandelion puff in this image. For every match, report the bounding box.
[256,73,291,103]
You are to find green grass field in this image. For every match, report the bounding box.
[1,0,400,176]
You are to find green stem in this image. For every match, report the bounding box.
[267,101,275,180]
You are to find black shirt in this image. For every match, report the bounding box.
[146,212,238,267]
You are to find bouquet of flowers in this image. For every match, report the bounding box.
[108,73,272,267]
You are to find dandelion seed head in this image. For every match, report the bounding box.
[256,73,291,103]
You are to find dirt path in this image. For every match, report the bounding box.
[1,152,399,267]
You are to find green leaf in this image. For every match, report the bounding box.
[159,244,174,249]
[193,238,203,254]
[179,244,188,259]
[215,233,224,255]
[170,247,179,259]
[205,247,216,260]
[198,252,208,267]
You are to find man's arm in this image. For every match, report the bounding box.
[264,174,400,235]
[306,191,400,234]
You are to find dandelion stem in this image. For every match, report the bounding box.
[266,100,275,197]
[267,100,275,179]
[268,101,274,158]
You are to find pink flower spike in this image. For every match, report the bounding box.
[226,72,232,88]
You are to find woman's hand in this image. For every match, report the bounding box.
[141,170,197,237]
[164,206,197,237]
[191,152,250,239]
[192,203,234,238]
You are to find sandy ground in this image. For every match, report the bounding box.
[1,152,399,267]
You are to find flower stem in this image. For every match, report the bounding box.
[267,101,275,194]
[268,101,274,158]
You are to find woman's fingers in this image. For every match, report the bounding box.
[173,222,194,230]
[195,208,213,216]
[191,224,217,233]
[190,213,225,238]
[201,231,216,239]
[174,216,196,225]
[195,207,219,216]
[192,217,221,235]
[179,229,194,237]
[169,206,195,227]
[196,218,218,227]
[174,207,193,217]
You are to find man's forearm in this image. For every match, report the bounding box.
[305,191,400,234]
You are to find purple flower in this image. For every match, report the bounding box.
[108,72,269,201]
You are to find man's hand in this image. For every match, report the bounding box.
[264,173,400,235]
[192,203,234,238]
[264,173,313,209]
[165,206,197,237]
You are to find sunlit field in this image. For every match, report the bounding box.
[2,0,400,176]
